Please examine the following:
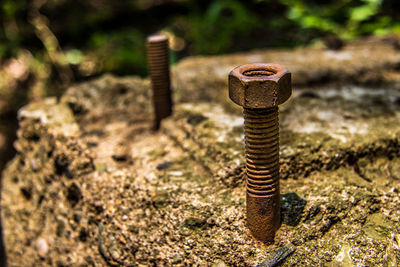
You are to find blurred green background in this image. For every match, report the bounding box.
[1,0,400,92]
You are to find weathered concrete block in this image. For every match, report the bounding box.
[2,43,400,266]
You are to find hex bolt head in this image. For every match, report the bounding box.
[147,34,173,130]
[229,63,291,109]
[228,63,292,243]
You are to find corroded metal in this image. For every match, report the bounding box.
[229,63,291,108]
[228,63,292,243]
[147,34,173,130]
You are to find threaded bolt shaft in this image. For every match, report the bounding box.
[228,62,291,243]
[147,34,173,130]
[244,107,280,243]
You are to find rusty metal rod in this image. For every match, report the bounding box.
[147,34,173,130]
[245,107,280,242]
[228,63,292,243]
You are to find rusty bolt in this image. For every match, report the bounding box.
[228,63,292,243]
[147,34,173,130]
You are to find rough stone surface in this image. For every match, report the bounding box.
[165,85,400,182]
[2,38,400,266]
[173,36,400,104]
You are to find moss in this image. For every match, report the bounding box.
[154,189,170,208]
[362,213,394,240]
[147,148,164,158]
[182,217,208,230]
[94,162,107,172]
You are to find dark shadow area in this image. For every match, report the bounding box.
[0,113,18,173]
[0,112,19,267]
[281,192,307,226]
[0,211,6,267]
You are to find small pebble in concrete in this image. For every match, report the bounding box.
[36,238,48,259]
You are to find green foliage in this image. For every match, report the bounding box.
[186,0,258,54]
[0,0,29,58]
[88,29,147,75]
[278,0,400,40]
[350,0,381,22]
[1,0,400,80]
[65,49,83,65]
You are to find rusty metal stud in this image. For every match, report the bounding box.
[228,63,292,243]
[147,34,173,130]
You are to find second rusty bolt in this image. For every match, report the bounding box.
[147,34,173,130]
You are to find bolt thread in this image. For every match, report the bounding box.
[244,107,279,197]
[147,35,173,129]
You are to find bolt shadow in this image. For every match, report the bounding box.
[281,193,307,226]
